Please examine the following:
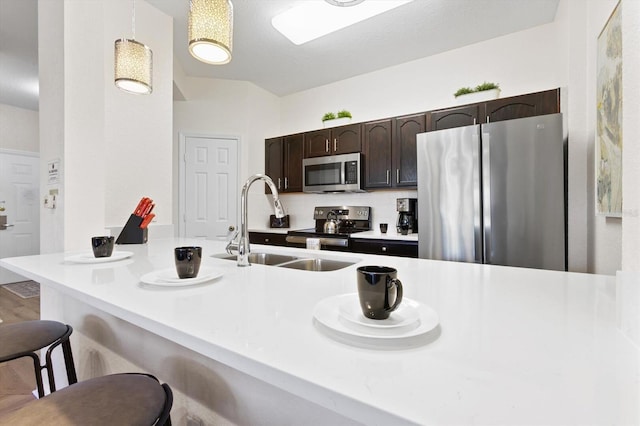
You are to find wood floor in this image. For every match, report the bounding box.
[0,286,40,416]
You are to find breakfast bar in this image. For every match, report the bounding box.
[1,238,638,425]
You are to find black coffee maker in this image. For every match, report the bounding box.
[396,198,418,235]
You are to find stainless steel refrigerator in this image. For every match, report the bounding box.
[416,113,566,271]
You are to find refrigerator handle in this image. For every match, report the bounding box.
[472,131,483,263]
[482,130,491,263]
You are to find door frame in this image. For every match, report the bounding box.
[178,132,242,238]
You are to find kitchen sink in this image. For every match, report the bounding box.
[277,258,356,272]
[213,251,359,271]
[212,252,299,265]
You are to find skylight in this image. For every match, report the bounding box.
[272,0,415,45]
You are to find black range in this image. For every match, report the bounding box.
[286,206,371,251]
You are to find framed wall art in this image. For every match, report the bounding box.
[596,1,623,217]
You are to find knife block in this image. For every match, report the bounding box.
[116,214,148,244]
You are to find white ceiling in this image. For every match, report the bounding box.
[0,0,560,112]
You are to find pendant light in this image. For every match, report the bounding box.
[188,0,234,65]
[114,0,153,94]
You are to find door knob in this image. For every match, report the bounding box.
[228,225,235,232]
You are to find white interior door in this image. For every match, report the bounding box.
[182,136,238,240]
[0,151,40,284]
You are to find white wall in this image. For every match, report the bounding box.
[38,0,172,252]
[0,104,39,152]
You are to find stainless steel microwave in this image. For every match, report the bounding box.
[302,152,364,193]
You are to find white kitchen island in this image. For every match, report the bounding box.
[1,238,638,425]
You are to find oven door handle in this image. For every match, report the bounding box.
[285,235,349,247]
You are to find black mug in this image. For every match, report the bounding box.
[174,246,202,279]
[356,266,403,320]
[91,236,115,258]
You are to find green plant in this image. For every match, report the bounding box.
[475,81,500,92]
[322,112,336,122]
[337,110,352,119]
[454,87,475,97]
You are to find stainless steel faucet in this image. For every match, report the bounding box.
[226,174,285,266]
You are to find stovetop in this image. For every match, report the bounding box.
[288,206,372,238]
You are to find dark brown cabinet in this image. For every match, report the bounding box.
[304,124,361,158]
[264,133,304,193]
[363,114,424,189]
[394,113,425,187]
[363,119,393,188]
[427,88,560,131]
[485,89,560,123]
[350,238,418,258]
[427,104,482,131]
[249,232,288,247]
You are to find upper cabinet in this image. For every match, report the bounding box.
[394,113,425,187]
[363,113,425,189]
[264,133,304,193]
[304,124,361,158]
[266,88,559,192]
[484,89,560,123]
[363,119,393,188]
[427,88,560,131]
[426,104,482,131]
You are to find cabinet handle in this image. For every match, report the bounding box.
[277,178,281,189]
[386,170,390,184]
[486,116,490,123]
[265,238,270,243]
[325,139,329,152]
[284,177,288,189]
[382,246,387,252]
[396,169,400,184]
[473,118,477,125]
[333,138,337,152]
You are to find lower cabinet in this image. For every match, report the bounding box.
[248,233,418,258]
[350,238,418,258]
[249,232,288,247]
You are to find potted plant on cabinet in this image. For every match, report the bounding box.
[322,110,352,128]
[454,82,500,104]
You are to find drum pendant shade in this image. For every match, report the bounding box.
[189,0,233,65]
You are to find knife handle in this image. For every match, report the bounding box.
[140,213,155,229]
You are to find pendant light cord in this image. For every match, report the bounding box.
[131,0,136,39]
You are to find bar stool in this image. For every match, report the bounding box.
[0,320,77,397]
[0,373,173,425]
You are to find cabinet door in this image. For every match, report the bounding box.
[304,129,331,158]
[393,113,424,188]
[332,124,361,154]
[283,134,304,192]
[363,120,393,189]
[485,89,560,123]
[265,137,284,193]
[427,104,481,131]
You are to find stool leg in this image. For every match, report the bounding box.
[61,339,77,385]
[26,353,45,398]
[44,325,77,392]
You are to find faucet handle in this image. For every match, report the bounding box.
[226,230,239,254]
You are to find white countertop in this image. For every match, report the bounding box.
[2,239,638,425]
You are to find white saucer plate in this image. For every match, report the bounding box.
[65,251,134,264]
[140,267,223,287]
[313,293,439,342]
